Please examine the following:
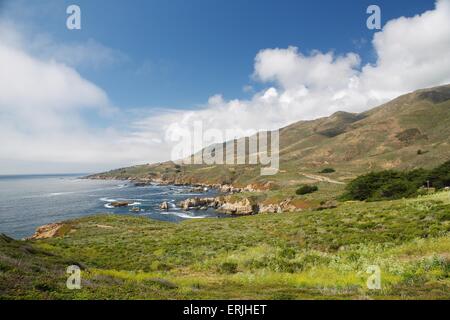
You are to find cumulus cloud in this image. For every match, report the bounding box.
[1,0,450,173]
[254,48,361,91]
[0,23,164,174]
[361,0,450,97]
[0,41,109,112]
[137,0,450,155]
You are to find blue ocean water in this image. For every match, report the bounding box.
[0,174,221,239]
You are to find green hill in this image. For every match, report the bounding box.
[2,85,450,300]
[90,84,450,188]
[1,191,449,299]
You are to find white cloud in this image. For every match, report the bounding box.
[0,23,164,174]
[0,42,109,111]
[1,0,450,173]
[253,47,360,91]
[360,0,450,97]
[136,0,450,153]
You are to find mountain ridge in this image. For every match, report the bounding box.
[90,84,450,187]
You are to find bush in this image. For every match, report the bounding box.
[340,161,450,201]
[427,160,450,189]
[319,168,335,174]
[296,185,318,195]
[218,261,238,274]
[378,180,417,199]
[341,170,424,201]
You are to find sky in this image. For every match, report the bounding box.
[0,0,449,174]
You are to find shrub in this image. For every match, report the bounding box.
[218,261,238,274]
[0,261,11,272]
[320,168,335,174]
[341,170,424,201]
[378,180,417,199]
[296,185,318,195]
[340,161,450,201]
[427,160,450,189]
[417,149,428,155]
[277,246,296,259]
[33,281,55,292]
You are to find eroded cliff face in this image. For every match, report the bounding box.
[177,196,256,215]
[178,197,221,211]
[176,196,303,215]
[29,223,64,240]
[217,197,258,215]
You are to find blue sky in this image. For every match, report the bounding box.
[5,0,436,109]
[1,0,449,174]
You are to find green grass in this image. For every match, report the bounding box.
[1,191,449,299]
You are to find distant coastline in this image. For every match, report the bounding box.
[0,173,89,179]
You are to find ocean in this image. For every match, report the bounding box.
[0,174,221,239]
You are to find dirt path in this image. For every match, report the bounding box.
[299,172,346,185]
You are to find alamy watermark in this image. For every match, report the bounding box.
[366,5,381,30]
[168,121,279,176]
[66,265,81,290]
[366,265,382,290]
[66,4,81,30]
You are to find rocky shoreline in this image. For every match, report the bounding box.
[27,176,336,240]
[85,174,275,192]
[172,196,337,214]
[174,196,299,215]
[86,174,304,215]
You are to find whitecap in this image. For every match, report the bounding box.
[141,191,170,196]
[128,202,142,206]
[100,197,117,202]
[48,192,73,196]
[159,211,208,219]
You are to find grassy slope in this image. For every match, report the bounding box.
[2,85,450,300]
[1,191,449,300]
[90,85,450,187]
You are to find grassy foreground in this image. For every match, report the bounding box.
[1,192,450,300]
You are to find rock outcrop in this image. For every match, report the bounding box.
[218,198,257,215]
[159,201,170,210]
[29,223,64,240]
[110,201,130,207]
[218,185,242,193]
[259,204,283,213]
[177,195,302,215]
[259,198,297,213]
[178,197,220,210]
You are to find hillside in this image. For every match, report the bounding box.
[3,85,450,300]
[1,191,449,299]
[90,85,450,188]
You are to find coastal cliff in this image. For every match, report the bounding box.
[176,196,301,215]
